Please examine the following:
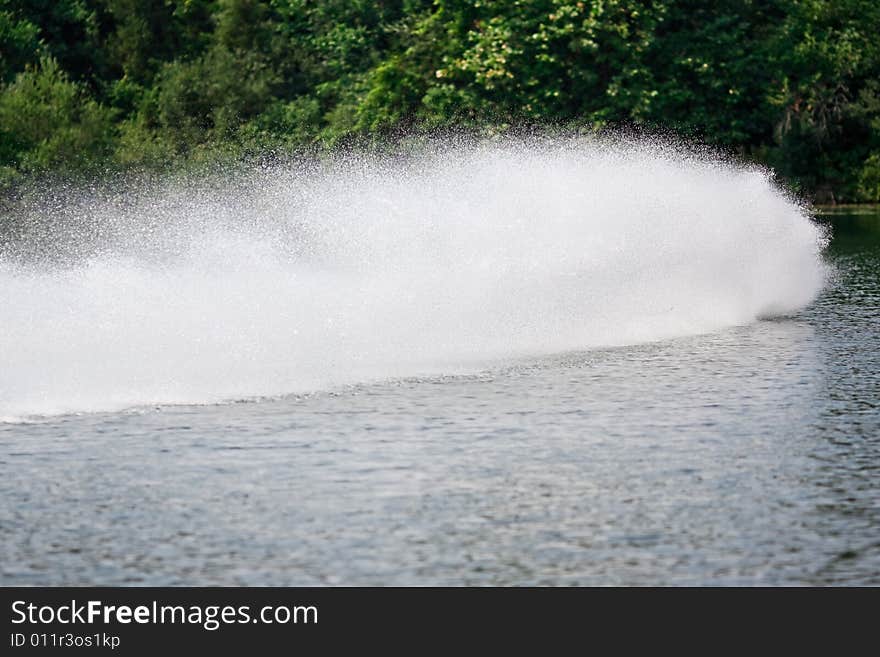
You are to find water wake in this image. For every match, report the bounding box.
[0,137,829,419]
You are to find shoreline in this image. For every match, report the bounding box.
[815,204,880,215]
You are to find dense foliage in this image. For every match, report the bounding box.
[1,0,879,201]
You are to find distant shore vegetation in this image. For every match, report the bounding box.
[1,0,879,202]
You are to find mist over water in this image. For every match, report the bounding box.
[0,137,829,419]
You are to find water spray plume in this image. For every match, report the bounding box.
[0,136,829,419]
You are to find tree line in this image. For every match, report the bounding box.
[1,0,879,201]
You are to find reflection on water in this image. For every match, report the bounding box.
[1,212,878,585]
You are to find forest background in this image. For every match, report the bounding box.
[2,0,879,202]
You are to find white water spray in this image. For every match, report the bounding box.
[0,137,829,419]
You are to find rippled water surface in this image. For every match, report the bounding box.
[1,211,878,586]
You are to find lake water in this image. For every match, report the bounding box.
[1,208,877,586]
